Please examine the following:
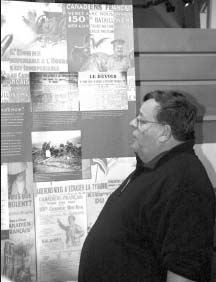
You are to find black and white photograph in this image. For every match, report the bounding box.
[32,130,82,181]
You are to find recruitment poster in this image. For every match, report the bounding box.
[1,1,136,281]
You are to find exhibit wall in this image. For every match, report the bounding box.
[1,2,136,281]
[134,28,216,189]
[134,28,216,280]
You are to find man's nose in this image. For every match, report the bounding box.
[129,117,137,128]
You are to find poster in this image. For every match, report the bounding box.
[35,181,88,282]
[1,162,36,282]
[66,3,135,99]
[87,157,136,230]
[1,1,68,104]
[1,103,32,163]
[106,157,136,192]
[1,164,9,240]
[1,1,136,282]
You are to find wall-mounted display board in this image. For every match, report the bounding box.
[1,2,136,281]
[134,28,216,188]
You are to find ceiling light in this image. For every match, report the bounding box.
[183,0,194,7]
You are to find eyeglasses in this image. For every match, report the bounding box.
[135,116,166,128]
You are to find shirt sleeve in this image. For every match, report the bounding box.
[160,189,215,281]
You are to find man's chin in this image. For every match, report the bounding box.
[130,142,138,153]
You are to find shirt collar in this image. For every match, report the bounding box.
[136,140,195,171]
[143,151,168,169]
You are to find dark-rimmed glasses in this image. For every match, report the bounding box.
[135,116,166,128]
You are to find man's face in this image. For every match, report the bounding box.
[130,99,164,163]
[113,44,124,57]
[68,216,75,225]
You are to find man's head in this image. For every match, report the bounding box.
[130,90,197,163]
[111,39,125,57]
[68,215,75,225]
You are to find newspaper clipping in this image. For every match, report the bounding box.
[79,71,128,111]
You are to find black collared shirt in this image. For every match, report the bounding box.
[78,141,215,282]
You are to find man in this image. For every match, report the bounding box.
[78,90,215,282]
[106,39,131,72]
[57,215,84,246]
[8,162,27,196]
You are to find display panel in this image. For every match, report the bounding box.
[1,2,136,281]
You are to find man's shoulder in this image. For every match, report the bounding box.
[167,151,214,195]
[164,148,200,171]
[158,149,212,186]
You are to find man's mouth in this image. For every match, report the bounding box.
[131,137,137,146]
[132,131,137,138]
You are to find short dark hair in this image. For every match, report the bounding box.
[143,90,197,141]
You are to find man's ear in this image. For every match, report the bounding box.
[158,124,172,143]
